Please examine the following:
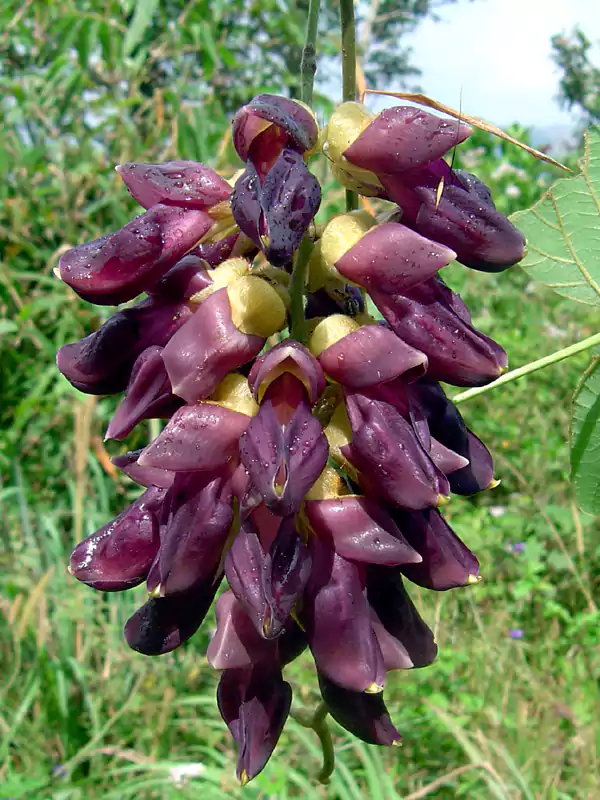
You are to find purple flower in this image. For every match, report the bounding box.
[371,278,508,387]
[59,92,526,784]
[58,205,214,305]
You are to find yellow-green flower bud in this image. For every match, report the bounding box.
[309,314,361,358]
[190,257,249,303]
[209,373,259,417]
[227,275,287,337]
[320,211,377,274]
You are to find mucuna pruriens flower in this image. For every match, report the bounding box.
[70,486,164,591]
[380,164,526,273]
[370,277,508,387]
[58,205,214,305]
[59,91,524,782]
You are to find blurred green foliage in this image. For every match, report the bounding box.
[552,28,600,125]
[1,2,599,798]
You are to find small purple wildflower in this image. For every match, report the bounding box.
[509,628,524,640]
[512,542,526,553]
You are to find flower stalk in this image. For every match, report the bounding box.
[453,331,600,404]
[340,0,358,212]
[300,0,321,106]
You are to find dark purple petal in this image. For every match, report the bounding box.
[208,591,276,669]
[411,379,495,493]
[231,149,321,267]
[229,162,263,249]
[303,542,386,693]
[162,288,264,404]
[429,438,470,475]
[191,233,247,267]
[225,519,272,636]
[124,575,221,655]
[317,324,427,388]
[239,380,328,515]
[138,403,250,472]
[268,516,311,636]
[394,509,480,590]
[116,161,231,210]
[148,253,212,300]
[111,449,175,489]
[305,496,421,566]
[248,339,325,404]
[370,278,508,387]
[105,346,182,441]
[147,470,233,596]
[381,164,525,272]
[69,487,164,591]
[233,94,318,161]
[258,148,321,266]
[217,664,292,784]
[448,430,495,495]
[344,392,448,510]
[57,298,193,395]
[370,610,415,671]
[58,205,213,305]
[318,672,401,746]
[366,566,438,667]
[334,222,455,294]
[344,106,471,175]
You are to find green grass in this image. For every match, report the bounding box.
[1,253,599,798]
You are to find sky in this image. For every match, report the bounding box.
[394,0,600,130]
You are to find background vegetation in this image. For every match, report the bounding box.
[1,1,598,798]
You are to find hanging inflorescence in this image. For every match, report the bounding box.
[60,94,525,784]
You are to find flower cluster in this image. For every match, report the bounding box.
[61,94,524,783]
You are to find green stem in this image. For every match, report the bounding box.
[290,236,313,342]
[313,703,335,785]
[291,702,335,784]
[453,332,600,405]
[300,0,321,106]
[340,0,358,212]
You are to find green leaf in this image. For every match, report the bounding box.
[123,0,160,58]
[510,126,600,306]
[571,357,600,514]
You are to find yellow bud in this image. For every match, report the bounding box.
[436,494,451,508]
[227,275,287,338]
[324,403,357,481]
[189,257,249,303]
[467,574,482,585]
[306,239,330,292]
[488,478,501,490]
[309,314,361,357]
[209,373,258,417]
[306,466,349,501]
[325,102,382,188]
[326,102,374,163]
[148,583,162,598]
[364,682,384,694]
[320,211,376,270]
